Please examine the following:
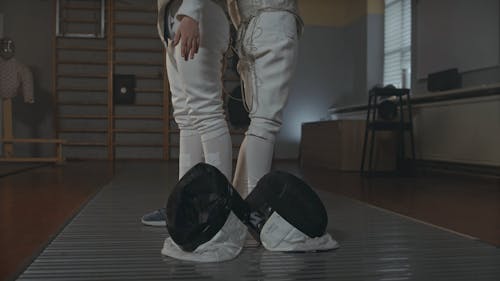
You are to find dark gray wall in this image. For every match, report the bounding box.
[366,14,384,92]
[276,13,384,158]
[413,0,500,94]
[0,0,55,157]
[276,25,346,158]
[409,0,500,166]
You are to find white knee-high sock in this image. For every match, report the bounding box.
[201,130,233,182]
[234,134,275,196]
[179,130,204,179]
[246,135,274,194]
[233,137,248,197]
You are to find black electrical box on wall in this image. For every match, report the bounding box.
[427,68,462,92]
[113,74,136,104]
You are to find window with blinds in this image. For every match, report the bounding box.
[384,0,412,88]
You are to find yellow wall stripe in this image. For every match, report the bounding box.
[298,0,384,27]
[368,0,384,15]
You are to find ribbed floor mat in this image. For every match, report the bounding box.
[17,162,500,280]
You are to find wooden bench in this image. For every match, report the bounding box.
[0,138,67,164]
[2,98,66,164]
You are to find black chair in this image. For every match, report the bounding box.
[360,86,416,176]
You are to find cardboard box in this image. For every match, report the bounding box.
[300,120,396,171]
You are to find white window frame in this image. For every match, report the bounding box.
[383,0,412,88]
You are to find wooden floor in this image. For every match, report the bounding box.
[0,162,113,281]
[0,163,45,178]
[301,166,500,246]
[0,160,499,281]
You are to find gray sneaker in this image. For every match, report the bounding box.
[141,208,167,227]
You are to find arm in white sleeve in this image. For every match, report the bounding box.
[176,0,204,22]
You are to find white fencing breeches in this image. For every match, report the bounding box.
[233,10,300,196]
[166,0,232,180]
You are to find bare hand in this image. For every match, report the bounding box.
[173,15,200,61]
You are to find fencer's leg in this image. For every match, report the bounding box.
[246,135,274,194]
[234,132,275,196]
[166,43,204,179]
[201,129,232,181]
[233,119,280,195]
[179,130,203,178]
[235,11,300,194]
[175,1,233,180]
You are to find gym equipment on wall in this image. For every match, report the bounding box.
[113,74,136,105]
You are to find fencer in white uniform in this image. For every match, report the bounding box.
[158,0,232,180]
[155,0,247,262]
[227,0,302,196]
[143,0,232,227]
[227,0,339,252]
